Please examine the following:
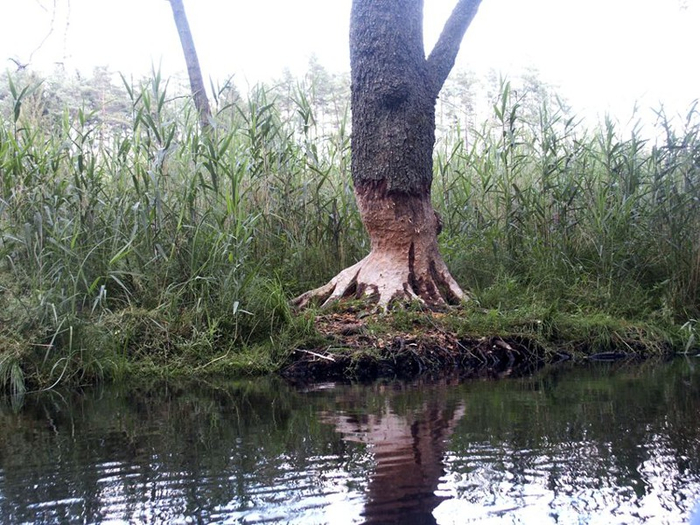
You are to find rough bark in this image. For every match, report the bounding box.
[168,0,211,131]
[294,0,482,311]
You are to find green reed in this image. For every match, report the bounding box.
[1,70,698,395]
[434,82,699,323]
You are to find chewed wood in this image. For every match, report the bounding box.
[293,191,465,310]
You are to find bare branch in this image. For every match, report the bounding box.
[28,0,57,65]
[426,0,482,97]
[167,0,212,131]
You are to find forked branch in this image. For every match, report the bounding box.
[426,0,483,97]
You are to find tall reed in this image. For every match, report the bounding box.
[434,80,699,322]
[1,69,698,395]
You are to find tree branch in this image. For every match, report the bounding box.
[426,0,483,98]
[168,0,212,131]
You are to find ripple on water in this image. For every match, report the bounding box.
[2,361,699,524]
[437,436,700,524]
[212,452,368,524]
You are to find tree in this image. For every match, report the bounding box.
[167,0,211,130]
[294,0,482,310]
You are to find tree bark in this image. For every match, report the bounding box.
[167,0,212,131]
[294,0,482,310]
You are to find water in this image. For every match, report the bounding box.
[1,358,699,524]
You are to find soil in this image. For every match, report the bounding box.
[281,311,554,383]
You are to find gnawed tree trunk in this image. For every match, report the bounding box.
[294,0,482,310]
[168,0,211,130]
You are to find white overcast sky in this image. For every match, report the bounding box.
[1,0,698,124]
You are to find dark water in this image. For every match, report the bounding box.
[1,359,700,524]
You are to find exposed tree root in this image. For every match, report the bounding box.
[292,191,466,311]
[292,247,465,310]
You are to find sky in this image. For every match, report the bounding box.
[1,0,698,127]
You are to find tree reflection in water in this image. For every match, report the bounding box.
[325,383,465,524]
[1,361,700,524]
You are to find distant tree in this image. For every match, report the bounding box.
[436,68,478,140]
[167,0,211,130]
[294,0,482,310]
[0,67,130,137]
[302,56,350,136]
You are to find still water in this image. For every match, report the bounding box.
[1,359,699,524]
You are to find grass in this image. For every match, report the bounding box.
[0,69,698,396]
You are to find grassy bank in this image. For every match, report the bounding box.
[1,70,698,397]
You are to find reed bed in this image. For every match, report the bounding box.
[436,82,699,318]
[1,70,698,396]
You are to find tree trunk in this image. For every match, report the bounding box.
[168,0,211,131]
[294,0,482,310]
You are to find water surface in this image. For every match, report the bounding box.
[1,359,699,524]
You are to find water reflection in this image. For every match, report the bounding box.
[434,359,700,524]
[0,360,699,524]
[324,382,465,523]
